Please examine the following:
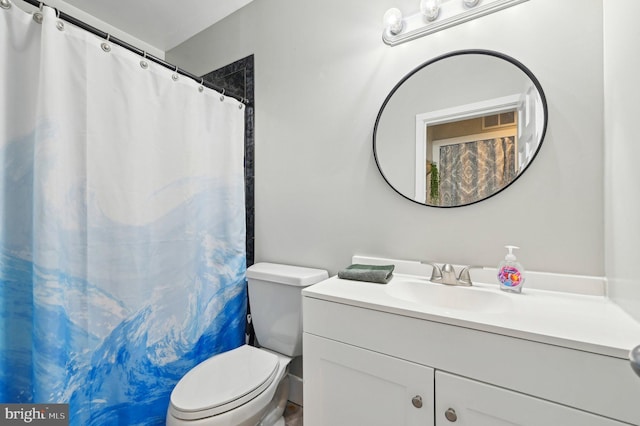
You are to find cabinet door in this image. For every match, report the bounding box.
[304,333,434,426]
[435,371,627,426]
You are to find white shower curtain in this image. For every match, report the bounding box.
[1,4,246,425]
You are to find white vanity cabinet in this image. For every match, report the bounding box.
[304,331,627,426]
[302,276,640,426]
[304,333,434,426]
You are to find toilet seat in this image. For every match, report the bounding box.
[169,345,280,421]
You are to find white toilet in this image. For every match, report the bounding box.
[167,262,328,426]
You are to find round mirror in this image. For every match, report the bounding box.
[374,50,547,207]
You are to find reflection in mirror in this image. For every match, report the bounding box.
[374,50,547,207]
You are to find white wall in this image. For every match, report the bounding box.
[168,0,605,278]
[14,0,164,58]
[604,0,640,321]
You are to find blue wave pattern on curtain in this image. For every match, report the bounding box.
[0,5,246,425]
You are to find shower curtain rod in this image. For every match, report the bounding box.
[19,0,246,104]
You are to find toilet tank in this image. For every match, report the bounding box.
[246,263,328,357]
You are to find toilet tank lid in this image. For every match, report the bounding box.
[247,262,328,287]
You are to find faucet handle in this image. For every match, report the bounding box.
[420,261,443,282]
[458,265,482,286]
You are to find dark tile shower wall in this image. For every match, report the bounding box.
[202,55,255,268]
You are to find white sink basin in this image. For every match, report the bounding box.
[384,277,512,313]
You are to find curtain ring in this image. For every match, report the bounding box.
[0,0,12,10]
[172,65,179,81]
[101,34,111,52]
[140,51,149,69]
[198,79,205,93]
[33,2,44,23]
[219,89,225,102]
[54,8,65,30]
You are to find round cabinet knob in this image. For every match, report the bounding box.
[445,408,458,422]
[411,395,423,408]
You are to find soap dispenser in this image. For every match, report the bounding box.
[497,245,525,293]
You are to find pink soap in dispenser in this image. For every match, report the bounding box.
[497,245,525,293]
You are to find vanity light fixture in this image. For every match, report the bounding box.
[383,8,404,36]
[420,0,441,22]
[382,0,529,46]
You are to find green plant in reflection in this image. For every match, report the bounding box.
[428,162,440,205]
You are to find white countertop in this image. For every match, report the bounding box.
[303,273,640,359]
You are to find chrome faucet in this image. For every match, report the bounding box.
[421,262,476,286]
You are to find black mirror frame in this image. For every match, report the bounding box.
[373,49,548,208]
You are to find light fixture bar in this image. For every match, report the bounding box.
[383,0,529,46]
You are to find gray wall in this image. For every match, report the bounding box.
[168,0,604,278]
[604,0,640,321]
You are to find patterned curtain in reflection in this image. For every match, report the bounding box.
[439,137,516,206]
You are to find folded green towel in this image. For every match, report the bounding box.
[337,264,395,284]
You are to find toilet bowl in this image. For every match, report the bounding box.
[167,345,291,426]
[166,263,329,426]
